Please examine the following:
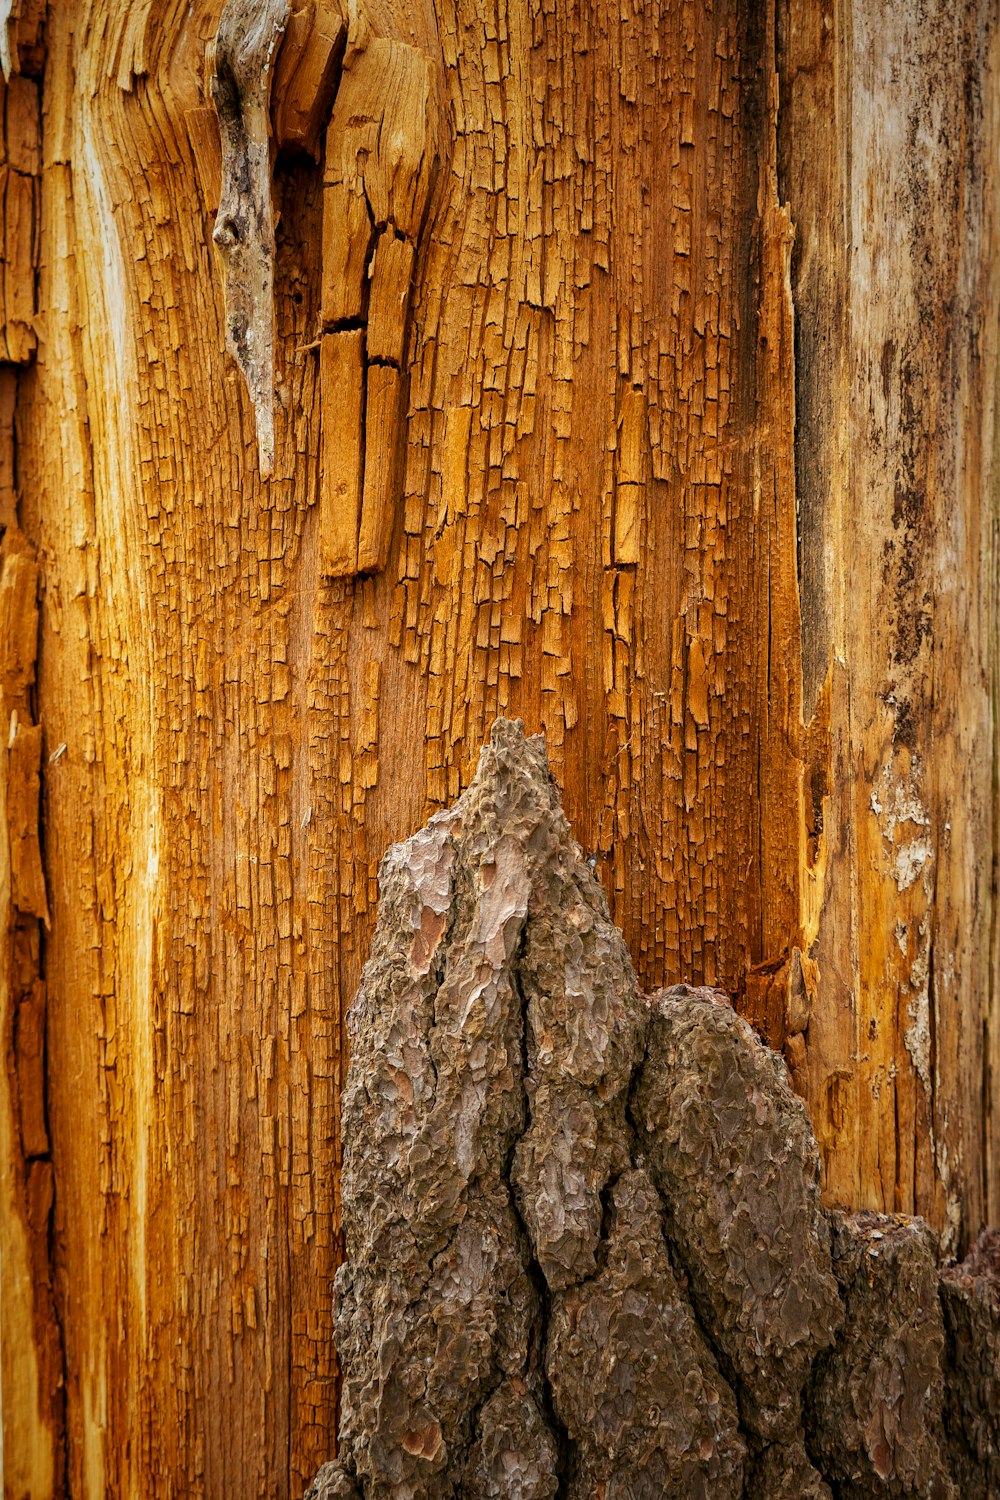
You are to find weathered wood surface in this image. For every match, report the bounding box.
[0,0,995,1495]
[0,6,63,1492]
[0,528,62,1500]
[210,0,290,477]
[778,0,1000,1251]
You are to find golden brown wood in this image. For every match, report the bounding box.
[0,0,995,1494]
[319,328,364,574]
[778,0,1000,1245]
[357,362,401,573]
[315,1,441,575]
[272,0,345,156]
[0,528,63,1500]
[0,18,63,1490]
[0,65,38,363]
[366,232,415,367]
[0,366,17,528]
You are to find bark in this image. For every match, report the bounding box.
[809,1215,953,1499]
[940,1230,1000,1499]
[312,721,992,1499]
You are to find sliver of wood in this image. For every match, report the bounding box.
[212,0,441,575]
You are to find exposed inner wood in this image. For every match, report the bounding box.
[211,0,290,477]
[778,0,1000,1243]
[316,0,443,575]
[0,0,996,1495]
[0,10,65,1491]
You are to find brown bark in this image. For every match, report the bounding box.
[0,0,995,1495]
[940,1229,1000,1499]
[315,721,989,1499]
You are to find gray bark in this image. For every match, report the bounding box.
[940,1230,1000,1499]
[308,720,999,1500]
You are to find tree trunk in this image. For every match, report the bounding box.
[0,0,996,1496]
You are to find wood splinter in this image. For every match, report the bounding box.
[210,0,290,479]
[318,20,442,577]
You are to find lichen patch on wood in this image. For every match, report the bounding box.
[309,721,997,1498]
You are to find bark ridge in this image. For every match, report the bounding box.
[309,720,997,1499]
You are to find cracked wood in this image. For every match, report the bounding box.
[5,0,997,1495]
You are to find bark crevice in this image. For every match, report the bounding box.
[506,937,571,1496]
[305,718,997,1498]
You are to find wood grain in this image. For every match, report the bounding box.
[0,15,63,1493]
[778,0,1000,1244]
[1,0,996,1494]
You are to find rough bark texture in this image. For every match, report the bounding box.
[634,989,841,1448]
[809,1214,954,1499]
[311,722,997,1499]
[547,1169,746,1500]
[940,1230,1000,1499]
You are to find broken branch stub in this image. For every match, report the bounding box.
[309,719,1000,1499]
[210,0,289,479]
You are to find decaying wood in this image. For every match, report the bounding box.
[311,721,991,1499]
[0,0,40,364]
[211,0,290,476]
[272,0,345,157]
[0,9,62,1495]
[0,529,63,1500]
[317,0,443,576]
[777,0,1000,1244]
[211,0,441,564]
[3,0,996,1494]
[0,1,45,83]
